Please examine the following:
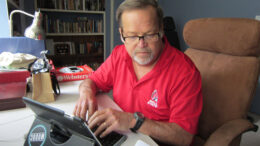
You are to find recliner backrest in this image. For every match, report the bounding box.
[183,18,260,140]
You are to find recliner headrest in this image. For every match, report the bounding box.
[183,18,260,56]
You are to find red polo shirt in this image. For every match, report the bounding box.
[89,37,203,134]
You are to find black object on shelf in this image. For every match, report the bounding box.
[163,16,181,51]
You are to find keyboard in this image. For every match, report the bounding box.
[93,126,127,146]
[98,131,125,146]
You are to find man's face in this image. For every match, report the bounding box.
[120,6,163,66]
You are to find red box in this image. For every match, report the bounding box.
[0,71,30,111]
[56,65,94,82]
[0,70,30,83]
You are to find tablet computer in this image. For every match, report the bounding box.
[23,97,127,146]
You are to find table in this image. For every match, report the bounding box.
[0,81,158,146]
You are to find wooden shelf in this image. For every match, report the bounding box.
[47,54,104,67]
[47,53,103,58]
[46,32,104,36]
[37,8,105,14]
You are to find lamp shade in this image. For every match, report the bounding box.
[24,11,45,40]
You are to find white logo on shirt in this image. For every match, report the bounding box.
[147,90,158,108]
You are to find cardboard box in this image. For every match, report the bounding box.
[56,65,93,82]
[0,70,30,111]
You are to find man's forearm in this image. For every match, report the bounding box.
[137,118,193,146]
[79,78,97,95]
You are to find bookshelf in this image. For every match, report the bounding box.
[8,0,19,9]
[6,0,22,36]
[35,0,106,70]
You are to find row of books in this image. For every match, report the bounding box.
[37,0,83,10]
[44,15,103,33]
[37,0,105,11]
[45,39,103,56]
[85,0,105,11]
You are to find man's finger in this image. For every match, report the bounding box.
[94,121,108,136]
[74,100,82,117]
[88,110,107,128]
[100,123,114,138]
[73,103,78,116]
[88,100,96,118]
[80,100,88,120]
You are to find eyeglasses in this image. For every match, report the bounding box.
[122,33,160,44]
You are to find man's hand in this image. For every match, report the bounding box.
[73,79,98,120]
[73,93,97,120]
[88,108,134,138]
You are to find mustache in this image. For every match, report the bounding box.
[134,48,152,53]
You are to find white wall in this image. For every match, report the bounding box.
[0,0,11,37]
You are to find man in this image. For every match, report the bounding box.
[74,0,203,145]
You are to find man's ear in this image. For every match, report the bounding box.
[119,28,125,43]
[160,24,164,38]
[119,28,122,35]
[160,30,164,38]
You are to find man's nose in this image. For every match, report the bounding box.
[137,37,147,48]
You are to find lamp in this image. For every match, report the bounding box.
[9,10,45,40]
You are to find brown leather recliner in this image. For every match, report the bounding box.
[183,18,259,146]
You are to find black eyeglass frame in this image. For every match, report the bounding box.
[121,33,161,42]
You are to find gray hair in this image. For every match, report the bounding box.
[116,0,164,30]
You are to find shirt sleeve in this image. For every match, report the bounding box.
[88,52,115,92]
[169,62,203,135]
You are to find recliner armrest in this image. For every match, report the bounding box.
[204,118,257,146]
